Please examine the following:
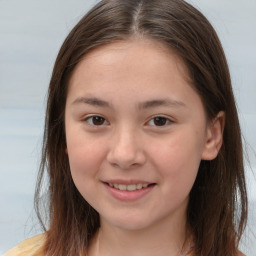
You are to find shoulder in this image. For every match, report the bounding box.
[188,250,246,256]
[3,234,46,256]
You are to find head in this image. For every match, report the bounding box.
[35,0,247,255]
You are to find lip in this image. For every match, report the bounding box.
[103,179,152,185]
[102,180,156,202]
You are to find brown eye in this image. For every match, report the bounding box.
[86,116,108,126]
[153,117,168,126]
[148,116,172,127]
[92,116,105,125]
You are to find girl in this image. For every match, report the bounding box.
[5,0,248,255]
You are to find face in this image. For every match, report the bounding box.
[65,39,214,231]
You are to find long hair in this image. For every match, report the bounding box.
[35,0,247,255]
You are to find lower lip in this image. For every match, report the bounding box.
[103,183,155,202]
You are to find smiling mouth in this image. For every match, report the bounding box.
[105,182,155,191]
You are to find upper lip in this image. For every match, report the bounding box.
[102,179,154,185]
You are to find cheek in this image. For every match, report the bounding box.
[67,138,107,204]
[149,130,204,190]
[67,134,106,180]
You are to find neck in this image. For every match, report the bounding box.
[88,210,192,256]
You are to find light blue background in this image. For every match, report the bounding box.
[0,0,255,255]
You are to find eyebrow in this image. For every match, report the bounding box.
[138,99,187,110]
[72,97,186,109]
[72,97,111,108]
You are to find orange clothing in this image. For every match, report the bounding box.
[3,234,45,256]
[4,234,194,256]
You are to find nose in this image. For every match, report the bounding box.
[106,126,146,169]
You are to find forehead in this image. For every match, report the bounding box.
[66,38,200,111]
[69,38,192,87]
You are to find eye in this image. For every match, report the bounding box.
[84,115,108,126]
[147,116,172,127]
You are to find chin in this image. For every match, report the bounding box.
[102,212,158,231]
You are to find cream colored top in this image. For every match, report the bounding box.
[4,234,194,256]
[4,234,45,256]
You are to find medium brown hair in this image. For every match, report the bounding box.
[35,0,247,255]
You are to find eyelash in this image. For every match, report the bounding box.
[82,115,173,128]
[83,115,109,127]
[147,115,173,127]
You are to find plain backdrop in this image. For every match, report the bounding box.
[0,0,255,255]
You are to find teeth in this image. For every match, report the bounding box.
[108,183,150,191]
[136,184,142,189]
[118,184,127,191]
[127,184,136,191]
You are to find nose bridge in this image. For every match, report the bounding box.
[107,124,145,169]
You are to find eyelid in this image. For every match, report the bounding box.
[146,115,174,127]
[82,114,109,127]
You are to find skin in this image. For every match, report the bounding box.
[65,39,224,256]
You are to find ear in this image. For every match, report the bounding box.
[201,111,225,160]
